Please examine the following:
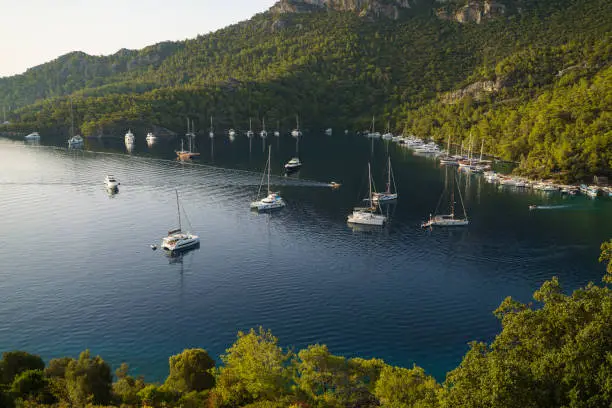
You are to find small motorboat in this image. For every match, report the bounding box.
[329,181,342,189]
[284,157,302,172]
[150,244,157,250]
[529,205,538,210]
[104,175,120,190]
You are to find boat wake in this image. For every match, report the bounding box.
[531,204,574,210]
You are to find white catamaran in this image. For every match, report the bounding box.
[373,157,398,203]
[161,190,200,252]
[347,163,387,226]
[250,146,286,211]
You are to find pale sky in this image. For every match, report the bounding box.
[0,0,278,78]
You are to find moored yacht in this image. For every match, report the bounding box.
[251,146,286,211]
[104,175,120,190]
[284,157,302,172]
[24,132,40,141]
[161,190,200,252]
[347,163,386,226]
[372,157,398,203]
[124,129,135,144]
[422,169,468,228]
[145,132,156,145]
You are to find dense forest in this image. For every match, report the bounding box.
[0,240,610,407]
[0,0,610,181]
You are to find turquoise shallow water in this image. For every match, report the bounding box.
[0,132,610,382]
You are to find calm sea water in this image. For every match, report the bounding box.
[0,131,610,382]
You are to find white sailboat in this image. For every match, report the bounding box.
[146,132,156,146]
[368,116,381,139]
[260,117,268,138]
[347,163,386,226]
[382,121,393,140]
[246,118,254,138]
[67,99,84,148]
[124,129,135,145]
[373,157,398,202]
[251,146,286,211]
[291,115,302,138]
[209,116,214,138]
[274,120,280,137]
[161,190,200,252]
[422,170,468,228]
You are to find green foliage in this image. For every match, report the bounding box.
[374,365,441,408]
[0,351,45,385]
[600,240,612,283]
[165,348,215,393]
[294,344,385,407]
[64,350,112,406]
[215,327,292,406]
[137,384,178,407]
[10,369,50,403]
[112,363,145,406]
[2,0,609,180]
[443,276,612,407]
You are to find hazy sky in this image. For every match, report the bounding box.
[0,0,278,78]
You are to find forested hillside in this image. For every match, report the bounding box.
[1,0,610,181]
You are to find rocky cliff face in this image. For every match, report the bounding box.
[270,0,416,20]
[436,0,506,24]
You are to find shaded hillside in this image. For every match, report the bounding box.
[1,0,610,180]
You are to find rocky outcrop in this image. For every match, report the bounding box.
[436,0,506,24]
[270,0,415,20]
[440,79,502,104]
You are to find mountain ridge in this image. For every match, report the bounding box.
[1,0,610,181]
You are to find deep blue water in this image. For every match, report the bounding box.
[0,132,610,382]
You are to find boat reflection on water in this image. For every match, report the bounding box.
[347,222,386,233]
[164,242,200,264]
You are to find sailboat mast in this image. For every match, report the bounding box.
[176,190,182,231]
[267,146,271,194]
[479,139,484,163]
[450,175,455,217]
[70,99,74,137]
[368,162,373,210]
[387,157,391,193]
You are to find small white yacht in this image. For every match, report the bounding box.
[251,146,286,211]
[347,163,386,226]
[124,129,135,144]
[372,157,398,203]
[24,132,40,141]
[161,190,200,252]
[284,157,302,172]
[325,128,332,135]
[68,135,84,148]
[228,129,236,137]
[422,170,468,228]
[291,115,302,138]
[146,132,156,145]
[209,116,215,138]
[104,175,120,190]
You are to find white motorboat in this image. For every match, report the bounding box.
[251,146,286,211]
[422,169,468,228]
[373,157,398,203]
[260,117,268,138]
[291,115,302,138]
[347,163,386,226]
[284,157,302,172]
[325,128,332,135]
[24,132,40,141]
[228,128,236,137]
[124,129,135,144]
[161,190,200,252]
[68,135,84,148]
[104,175,120,190]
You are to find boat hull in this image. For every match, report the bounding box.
[347,211,386,226]
[250,201,285,211]
[373,193,397,203]
[161,235,200,252]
